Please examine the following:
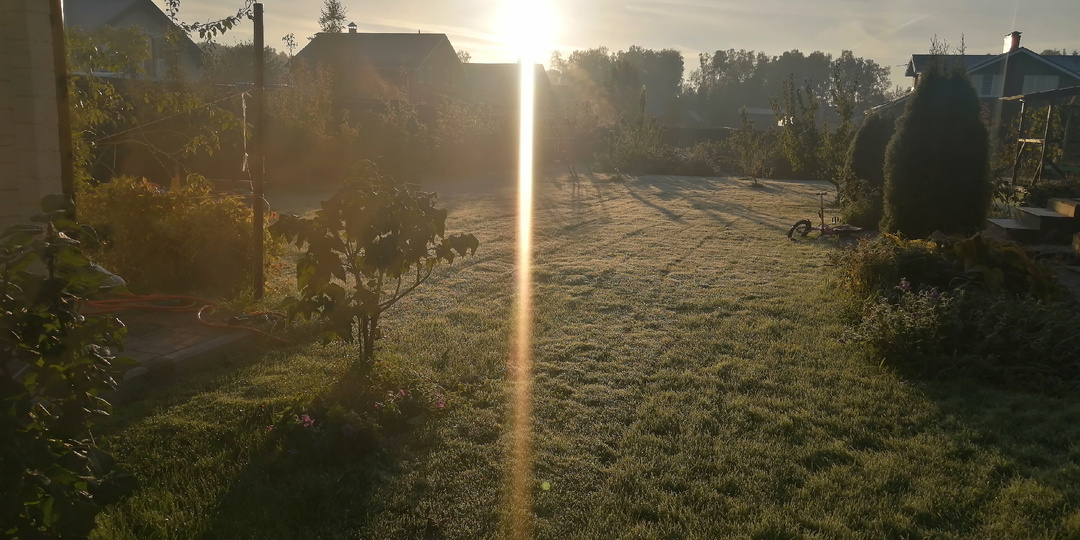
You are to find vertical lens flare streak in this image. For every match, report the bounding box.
[510,58,536,540]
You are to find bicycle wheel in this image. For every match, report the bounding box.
[787,219,812,238]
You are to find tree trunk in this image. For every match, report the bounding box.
[361,312,380,363]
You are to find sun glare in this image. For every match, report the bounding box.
[499,1,559,538]
[493,0,560,63]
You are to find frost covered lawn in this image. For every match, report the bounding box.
[94,173,1080,539]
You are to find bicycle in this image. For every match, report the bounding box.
[787,191,863,239]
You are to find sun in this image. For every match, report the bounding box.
[492,0,560,62]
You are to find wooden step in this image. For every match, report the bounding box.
[986,218,1043,243]
[1017,206,1075,228]
[1048,198,1080,218]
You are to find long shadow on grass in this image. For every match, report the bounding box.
[925,378,1080,492]
[626,176,796,234]
[104,340,284,427]
[193,368,443,539]
[876,375,1080,534]
[622,182,686,223]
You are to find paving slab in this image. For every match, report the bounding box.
[113,309,252,390]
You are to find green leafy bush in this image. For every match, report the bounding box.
[848,286,1080,388]
[596,116,667,174]
[881,64,991,238]
[770,75,822,180]
[830,233,1062,300]
[1,196,136,538]
[432,102,509,173]
[671,142,726,177]
[78,176,276,297]
[841,113,896,228]
[846,286,954,370]
[271,162,478,366]
[828,234,953,297]
[836,231,1075,388]
[596,127,727,177]
[726,110,775,180]
[261,367,448,461]
[1020,177,1080,208]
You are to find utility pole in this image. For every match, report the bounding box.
[252,2,265,299]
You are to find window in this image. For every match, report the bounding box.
[1023,75,1059,94]
[971,74,1003,97]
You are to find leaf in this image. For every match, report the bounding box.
[59,265,111,295]
[40,194,74,214]
[1,224,44,240]
[86,445,116,475]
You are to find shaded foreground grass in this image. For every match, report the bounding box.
[93,174,1080,538]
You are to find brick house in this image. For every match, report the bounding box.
[294,26,464,112]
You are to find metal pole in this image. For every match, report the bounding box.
[1034,104,1053,185]
[1011,100,1026,186]
[49,0,74,204]
[252,3,265,299]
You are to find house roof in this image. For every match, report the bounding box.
[62,0,201,61]
[295,32,453,71]
[905,54,998,77]
[1044,55,1080,76]
[63,0,142,29]
[906,48,1080,79]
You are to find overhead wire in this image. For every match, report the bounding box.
[88,90,248,144]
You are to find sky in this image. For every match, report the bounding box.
[162,0,1080,89]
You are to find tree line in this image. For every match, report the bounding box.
[548,46,896,128]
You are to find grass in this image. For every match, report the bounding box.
[92,173,1080,539]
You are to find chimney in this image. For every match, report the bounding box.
[348,22,357,34]
[1003,31,1021,53]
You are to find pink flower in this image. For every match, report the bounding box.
[300,414,315,427]
[374,402,383,410]
[397,389,406,397]
[266,425,274,432]
[435,398,445,409]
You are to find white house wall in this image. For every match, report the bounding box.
[0,0,63,229]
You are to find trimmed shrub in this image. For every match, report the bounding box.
[79,176,277,297]
[881,64,991,238]
[841,113,896,228]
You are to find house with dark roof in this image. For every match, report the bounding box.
[905,33,1080,100]
[294,26,463,110]
[62,0,203,80]
[873,31,1080,123]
